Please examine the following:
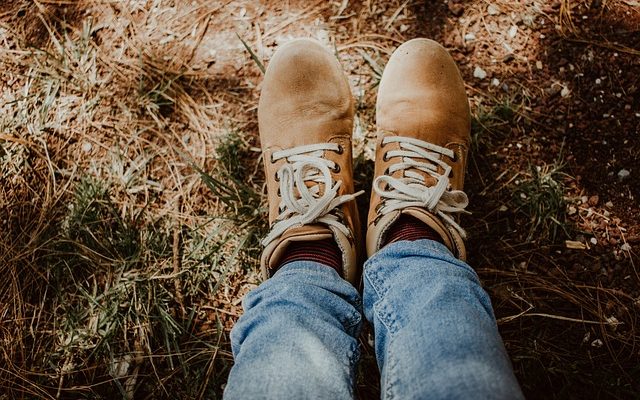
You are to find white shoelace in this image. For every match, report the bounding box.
[262,143,363,247]
[373,136,469,238]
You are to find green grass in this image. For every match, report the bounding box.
[196,130,267,264]
[512,157,570,243]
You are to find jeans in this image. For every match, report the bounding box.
[224,240,524,399]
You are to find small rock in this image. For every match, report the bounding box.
[568,206,577,215]
[621,243,632,252]
[491,78,500,86]
[590,237,598,245]
[487,4,500,15]
[618,169,630,181]
[508,25,518,38]
[591,339,603,348]
[473,66,487,79]
[580,195,589,204]
[82,142,92,153]
[498,205,508,212]
[605,201,614,208]
[560,87,570,97]
[536,60,543,69]
[448,2,465,17]
[464,32,476,41]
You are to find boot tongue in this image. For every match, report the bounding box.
[267,224,334,269]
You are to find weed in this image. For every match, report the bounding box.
[471,96,519,152]
[196,130,266,264]
[512,161,570,242]
[237,33,265,74]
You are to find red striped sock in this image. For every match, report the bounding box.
[383,214,443,246]
[277,239,343,276]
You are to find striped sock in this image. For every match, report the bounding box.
[383,214,443,246]
[277,239,343,276]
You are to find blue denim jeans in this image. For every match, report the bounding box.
[224,240,523,399]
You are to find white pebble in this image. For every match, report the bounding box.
[464,33,476,41]
[590,237,598,245]
[618,169,630,181]
[621,243,632,252]
[82,142,92,153]
[488,4,500,15]
[561,87,570,97]
[491,78,500,86]
[473,66,487,79]
[508,25,518,38]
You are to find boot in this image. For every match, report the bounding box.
[366,39,471,259]
[258,39,362,284]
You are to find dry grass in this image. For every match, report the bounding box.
[1,0,639,398]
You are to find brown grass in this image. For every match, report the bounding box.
[1,0,639,398]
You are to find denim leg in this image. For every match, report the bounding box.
[224,261,363,400]
[363,240,524,400]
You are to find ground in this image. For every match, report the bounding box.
[1,0,639,399]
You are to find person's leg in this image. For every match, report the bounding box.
[363,239,523,399]
[225,38,364,399]
[364,39,523,398]
[225,261,362,399]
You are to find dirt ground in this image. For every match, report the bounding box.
[1,0,639,399]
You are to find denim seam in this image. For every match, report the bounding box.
[364,261,399,335]
[381,336,400,400]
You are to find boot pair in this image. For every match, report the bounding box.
[258,38,470,285]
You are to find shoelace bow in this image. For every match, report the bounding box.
[261,143,363,247]
[373,136,469,238]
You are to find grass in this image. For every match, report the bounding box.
[2,0,639,399]
[512,161,570,242]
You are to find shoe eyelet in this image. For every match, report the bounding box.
[336,144,344,155]
[277,188,281,196]
[332,164,341,173]
[270,153,276,163]
[383,167,390,176]
[451,152,458,162]
[274,174,280,182]
[383,153,389,162]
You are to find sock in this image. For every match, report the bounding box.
[277,239,343,276]
[383,214,444,246]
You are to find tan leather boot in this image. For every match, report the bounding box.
[258,39,362,284]
[366,39,471,259]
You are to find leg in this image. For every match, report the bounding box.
[225,261,362,399]
[363,240,523,399]
[225,38,365,399]
[364,38,523,399]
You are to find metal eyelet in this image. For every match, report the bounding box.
[274,174,280,182]
[277,188,281,196]
[383,153,389,162]
[270,153,276,163]
[336,144,344,155]
[332,164,341,173]
[451,152,458,162]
